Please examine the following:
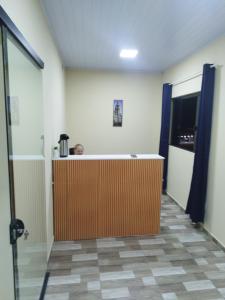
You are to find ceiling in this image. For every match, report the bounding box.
[41,0,225,73]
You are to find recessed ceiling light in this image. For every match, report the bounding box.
[120,49,138,59]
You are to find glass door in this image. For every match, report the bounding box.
[4,30,47,299]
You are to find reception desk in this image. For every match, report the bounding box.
[53,154,163,240]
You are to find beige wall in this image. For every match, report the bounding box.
[167,146,194,209]
[0,0,66,258]
[65,69,162,154]
[163,35,225,247]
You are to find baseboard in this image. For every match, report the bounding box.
[202,226,225,251]
[47,235,54,261]
[39,271,50,300]
[166,192,186,210]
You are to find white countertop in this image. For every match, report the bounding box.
[53,154,164,160]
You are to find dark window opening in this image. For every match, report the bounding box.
[170,93,200,152]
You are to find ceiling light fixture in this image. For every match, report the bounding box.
[120,49,138,58]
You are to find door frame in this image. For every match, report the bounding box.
[0,6,44,69]
[0,5,47,300]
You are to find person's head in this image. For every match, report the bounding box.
[74,144,84,155]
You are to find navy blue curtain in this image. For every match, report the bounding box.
[159,83,172,191]
[186,64,215,222]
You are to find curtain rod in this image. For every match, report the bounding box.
[169,64,220,87]
[169,72,202,86]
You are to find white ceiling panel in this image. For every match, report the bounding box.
[41,0,225,72]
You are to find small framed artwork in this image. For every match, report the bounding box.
[113,99,123,127]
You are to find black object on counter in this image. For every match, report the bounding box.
[58,134,69,157]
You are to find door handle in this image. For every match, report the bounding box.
[24,229,29,240]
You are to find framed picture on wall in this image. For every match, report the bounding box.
[113,99,123,127]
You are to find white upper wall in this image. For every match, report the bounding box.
[0,0,66,256]
[163,35,225,247]
[65,69,162,154]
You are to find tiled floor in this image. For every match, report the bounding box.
[46,195,225,299]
